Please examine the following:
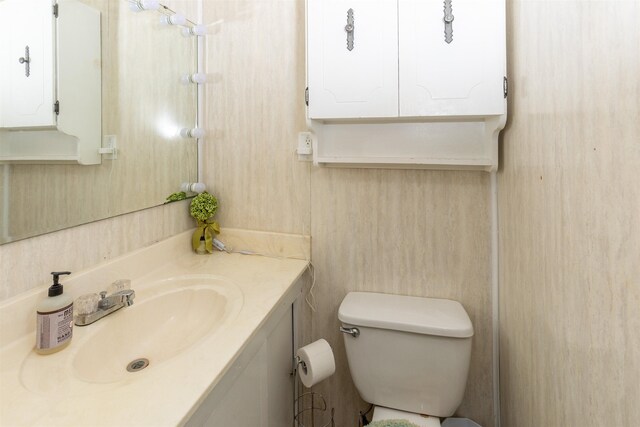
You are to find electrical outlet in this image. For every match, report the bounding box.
[297,132,313,160]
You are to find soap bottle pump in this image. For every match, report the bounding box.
[36,271,74,355]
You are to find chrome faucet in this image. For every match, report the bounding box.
[75,289,135,326]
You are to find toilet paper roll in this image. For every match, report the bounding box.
[296,339,335,388]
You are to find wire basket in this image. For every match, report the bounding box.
[294,392,335,427]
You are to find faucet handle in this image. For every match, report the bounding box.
[107,279,131,295]
[75,293,100,315]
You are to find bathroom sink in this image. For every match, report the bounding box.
[19,275,243,393]
[0,232,310,426]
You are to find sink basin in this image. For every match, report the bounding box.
[19,275,243,393]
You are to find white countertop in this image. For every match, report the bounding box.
[0,230,309,426]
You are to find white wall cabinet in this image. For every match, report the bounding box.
[307,0,398,119]
[399,0,506,117]
[306,0,507,171]
[0,0,102,165]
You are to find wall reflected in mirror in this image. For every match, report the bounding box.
[0,0,199,244]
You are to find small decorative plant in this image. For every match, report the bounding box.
[164,191,187,203]
[190,192,220,253]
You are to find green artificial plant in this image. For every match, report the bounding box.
[190,192,220,253]
[164,191,187,204]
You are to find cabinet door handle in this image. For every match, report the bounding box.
[443,0,454,44]
[18,45,31,77]
[345,8,355,51]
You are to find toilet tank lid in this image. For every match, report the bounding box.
[338,292,473,338]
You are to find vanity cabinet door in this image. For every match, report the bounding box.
[307,0,398,119]
[186,304,294,427]
[398,0,506,117]
[0,0,56,129]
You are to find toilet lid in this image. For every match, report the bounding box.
[338,292,473,338]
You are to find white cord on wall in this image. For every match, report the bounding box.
[1,165,10,242]
[196,0,204,185]
[490,171,501,427]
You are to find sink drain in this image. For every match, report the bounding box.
[126,358,149,372]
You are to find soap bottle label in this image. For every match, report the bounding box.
[36,303,73,350]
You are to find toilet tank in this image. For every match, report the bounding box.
[338,292,473,418]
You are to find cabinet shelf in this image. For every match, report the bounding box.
[314,156,495,171]
[308,115,505,172]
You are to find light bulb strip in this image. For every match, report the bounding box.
[182,25,207,37]
[181,73,207,85]
[180,128,205,139]
[128,0,160,12]
[160,13,187,26]
[129,0,202,30]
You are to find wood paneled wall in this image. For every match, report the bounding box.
[202,1,496,425]
[498,1,640,425]
[0,200,192,301]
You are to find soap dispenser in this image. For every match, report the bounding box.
[36,271,74,354]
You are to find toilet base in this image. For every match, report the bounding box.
[371,406,441,427]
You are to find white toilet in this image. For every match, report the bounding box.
[338,292,474,427]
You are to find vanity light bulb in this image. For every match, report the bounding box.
[160,14,187,26]
[181,73,207,85]
[191,183,206,193]
[181,182,206,193]
[129,0,160,12]
[181,25,207,37]
[180,127,205,139]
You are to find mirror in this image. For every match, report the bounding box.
[0,0,199,244]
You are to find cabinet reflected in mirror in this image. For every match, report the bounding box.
[0,0,199,244]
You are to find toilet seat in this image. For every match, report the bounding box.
[372,406,441,427]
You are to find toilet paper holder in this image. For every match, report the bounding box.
[295,339,335,388]
[294,357,335,426]
[295,355,308,375]
[294,391,335,427]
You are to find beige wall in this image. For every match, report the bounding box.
[498,1,640,426]
[310,168,494,426]
[203,1,495,425]
[203,0,310,236]
[2,0,638,424]
[0,200,192,301]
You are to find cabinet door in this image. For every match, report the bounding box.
[186,306,294,427]
[308,0,398,119]
[399,0,506,117]
[0,0,56,129]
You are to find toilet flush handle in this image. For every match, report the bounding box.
[339,326,360,338]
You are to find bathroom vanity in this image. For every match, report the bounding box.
[0,231,309,426]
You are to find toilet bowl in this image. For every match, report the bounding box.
[338,292,474,427]
[371,407,441,427]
